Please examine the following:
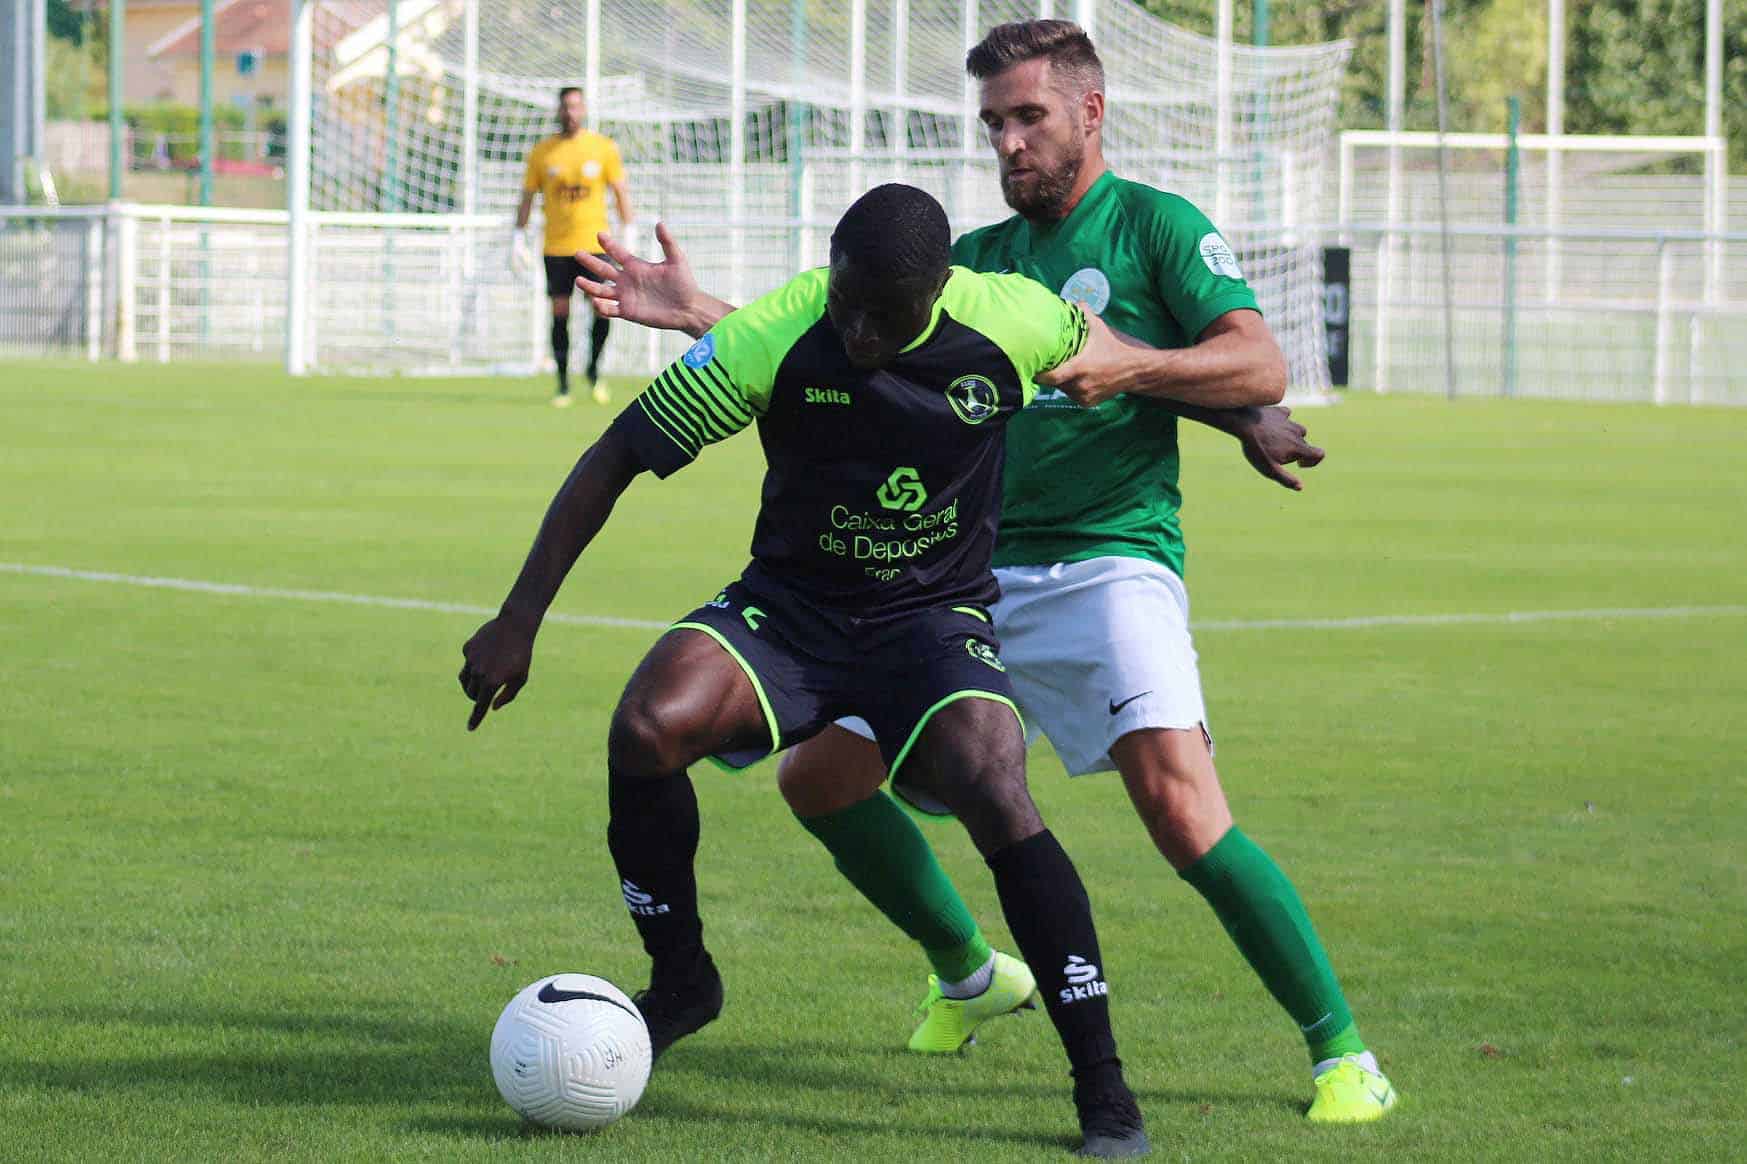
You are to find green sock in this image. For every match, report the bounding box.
[1181,826,1367,1064]
[796,791,991,983]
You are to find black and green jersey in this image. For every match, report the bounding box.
[953,170,1261,577]
[613,265,1088,617]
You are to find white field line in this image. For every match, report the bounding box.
[6,561,1747,634]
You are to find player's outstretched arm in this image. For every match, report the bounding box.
[459,428,645,731]
[1037,307,1286,410]
[575,224,736,339]
[1167,402,1326,491]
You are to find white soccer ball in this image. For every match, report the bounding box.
[490,973,653,1131]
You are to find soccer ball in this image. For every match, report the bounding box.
[490,973,653,1131]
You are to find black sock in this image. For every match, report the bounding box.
[605,764,709,986]
[588,315,610,380]
[987,830,1121,1083]
[551,316,570,393]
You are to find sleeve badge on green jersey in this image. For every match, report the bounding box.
[947,374,999,425]
[1198,233,1244,279]
[1060,267,1111,316]
[682,333,716,368]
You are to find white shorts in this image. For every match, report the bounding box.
[839,556,1208,777]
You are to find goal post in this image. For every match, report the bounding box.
[285,0,1351,393]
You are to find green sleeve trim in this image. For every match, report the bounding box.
[708,267,829,411]
[950,605,991,624]
[939,268,1087,399]
[887,690,1023,789]
[667,622,780,763]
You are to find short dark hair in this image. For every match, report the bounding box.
[830,184,951,285]
[558,86,583,102]
[965,19,1104,97]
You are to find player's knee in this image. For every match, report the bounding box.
[1116,732,1233,867]
[608,693,708,776]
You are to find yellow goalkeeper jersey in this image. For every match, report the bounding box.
[522,131,627,256]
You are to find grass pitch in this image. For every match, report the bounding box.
[2,361,1744,1161]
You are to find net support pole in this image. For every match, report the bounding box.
[1702,0,1723,304]
[1377,0,1405,393]
[108,0,124,199]
[462,0,478,216]
[1430,0,1457,400]
[1503,96,1520,399]
[286,0,313,376]
[787,0,807,270]
[729,0,746,305]
[1545,0,1564,299]
[1073,0,1093,39]
[1214,0,1233,225]
[849,0,866,197]
[385,0,400,210]
[585,0,600,130]
[892,0,908,181]
[957,0,976,228]
[198,0,214,205]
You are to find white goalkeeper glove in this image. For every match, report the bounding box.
[510,228,533,275]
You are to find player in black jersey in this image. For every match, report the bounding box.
[458,185,1149,1156]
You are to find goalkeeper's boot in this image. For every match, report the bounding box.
[1307,1051,1397,1123]
[632,957,724,1061]
[907,949,1039,1053]
[1073,1070,1151,1157]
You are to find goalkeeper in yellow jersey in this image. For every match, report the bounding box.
[515,86,635,406]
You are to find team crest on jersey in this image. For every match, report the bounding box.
[682,333,716,368]
[965,638,1007,672]
[1199,233,1243,279]
[583,160,603,179]
[545,165,560,176]
[1060,268,1111,316]
[946,374,999,425]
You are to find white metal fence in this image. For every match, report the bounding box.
[5,202,1747,407]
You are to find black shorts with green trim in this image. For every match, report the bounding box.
[668,578,1019,781]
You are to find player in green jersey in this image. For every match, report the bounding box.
[575,20,1393,1130]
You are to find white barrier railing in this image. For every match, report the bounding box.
[4,204,1746,406]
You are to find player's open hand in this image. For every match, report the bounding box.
[575,222,704,333]
[1033,308,1142,409]
[459,616,536,731]
[1234,404,1326,491]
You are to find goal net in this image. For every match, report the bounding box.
[301,0,1350,387]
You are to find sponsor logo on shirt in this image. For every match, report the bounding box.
[1059,267,1111,316]
[1199,232,1244,279]
[682,333,716,368]
[946,374,998,424]
[874,466,928,512]
[804,386,852,405]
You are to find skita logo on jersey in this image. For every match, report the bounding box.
[804,386,852,405]
[1060,954,1109,1004]
[946,374,998,425]
[682,333,716,368]
[1060,267,1111,316]
[621,880,670,916]
[875,466,928,512]
[964,638,1006,672]
[1198,233,1244,279]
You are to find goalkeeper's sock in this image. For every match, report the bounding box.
[1180,826,1366,1064]
[551,316,571,395]
[987,829,1120,1080]
[796,791,992,984]
[587,315,611,381]
[606,764,709,985]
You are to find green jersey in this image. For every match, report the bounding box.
[952,170,1260,577]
